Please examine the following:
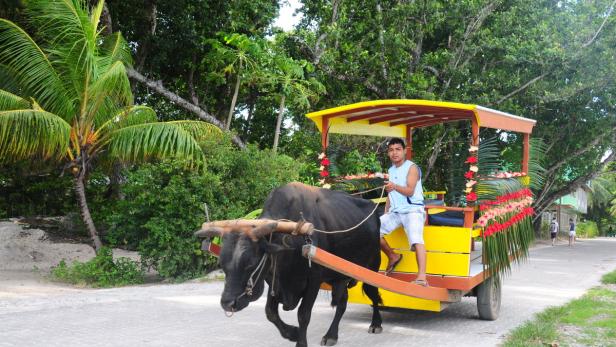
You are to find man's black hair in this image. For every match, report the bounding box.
[387,138,406,149]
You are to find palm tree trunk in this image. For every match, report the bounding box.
[273,94,285,152]
[226,62,242,130]
[74,171,103,252]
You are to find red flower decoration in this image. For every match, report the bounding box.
[320,170,329,177]
[464,171,475,179]
[321,158,330,166]
[466,192,477,201]
[465,156,478,164]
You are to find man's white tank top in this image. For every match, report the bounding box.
[388,160,424,213]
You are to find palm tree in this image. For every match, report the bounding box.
[0,0,217,252]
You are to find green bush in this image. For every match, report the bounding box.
[104,142,301,279]
[51,247,144,287]
[336,150,382,175]
[576,220,599,238]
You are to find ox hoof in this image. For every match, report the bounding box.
[368,325,383,334]
[320,336,338,346]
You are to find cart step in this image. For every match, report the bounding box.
[302,245,461,302]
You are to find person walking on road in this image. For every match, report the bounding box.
[550,217,559,246]
[568,218,576,247]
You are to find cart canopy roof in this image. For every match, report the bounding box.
[306,99,536,137]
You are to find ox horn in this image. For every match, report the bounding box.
[194,226,226,239]
[248,222,279,241]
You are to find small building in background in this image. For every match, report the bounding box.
[541,186,590,232]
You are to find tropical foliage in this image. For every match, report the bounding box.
[0,0,217,251]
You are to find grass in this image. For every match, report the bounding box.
[502,269,616,347]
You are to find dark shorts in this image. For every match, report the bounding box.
[551,232,557,239]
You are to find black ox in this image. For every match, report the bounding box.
[205,182,383,347]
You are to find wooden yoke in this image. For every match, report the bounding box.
[197,219,315,238]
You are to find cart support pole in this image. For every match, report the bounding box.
[522,133,530,174]
[405,125,413,160]
[321,117,329,150]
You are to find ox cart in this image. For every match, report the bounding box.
[198,99,537,324]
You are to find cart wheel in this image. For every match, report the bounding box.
[476,277,501,320]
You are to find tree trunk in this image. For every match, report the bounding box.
[74,172,103,252]
[226,63,242,130]
[243,89,256,138]
[273,94,286,152]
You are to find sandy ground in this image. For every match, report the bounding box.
[0,220,139,298]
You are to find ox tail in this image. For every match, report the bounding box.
[362,283,383,306]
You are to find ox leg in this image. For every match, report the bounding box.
[265,294,299,342]
[296,282,320,347]
[362,284,383,334]
[320,281,348,346]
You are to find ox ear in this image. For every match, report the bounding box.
[258,239,289,254]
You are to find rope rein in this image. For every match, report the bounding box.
[278,185,386,235]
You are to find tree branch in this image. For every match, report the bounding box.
[545,125,616,175]
[126,67,246,149]
[582,0,616,48]
[534,150,616,219]
[494,72,548,105]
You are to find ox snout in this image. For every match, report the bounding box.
[220,294,250,312]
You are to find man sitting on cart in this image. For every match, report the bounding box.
[380,138,428,286]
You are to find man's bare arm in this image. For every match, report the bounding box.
[391,165,419,197]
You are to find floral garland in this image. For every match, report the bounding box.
[317,152,331,189]
[490,171,527,179]
[477,188,534,230]
[464,145,479,202]
[482,207,534,237]
[342,173,388,180]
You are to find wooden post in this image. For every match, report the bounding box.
[471,119,479,146]
[321,117,329,150]
[522,133,530,174]
[406,125,413,160]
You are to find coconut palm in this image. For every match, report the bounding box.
[0,0,217,252]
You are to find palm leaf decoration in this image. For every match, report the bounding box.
[475,137,538,282]
[528,138,548,190]
[0,0,220,252]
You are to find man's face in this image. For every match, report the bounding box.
[388,143,405,163]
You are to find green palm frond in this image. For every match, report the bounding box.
[589,176,615,206]
[0,19,76,118]
[476,178,524,202]
[25,0,99,98]
[87,60,133,121]
[0,64,21,93]
[0,89,30,110]
[528,138,547,190]
[478,136,502,175]
[106,122,206,166]
[98,105,158,132]
[99,32,132,70]
[166,120,222,142]
[0,109,70,160]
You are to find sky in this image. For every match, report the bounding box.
[273,0,303,31]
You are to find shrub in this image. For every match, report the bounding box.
[105,144,301,280]
[51,247,144,287]
[576,220,599,238]
[105,159,222,279]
